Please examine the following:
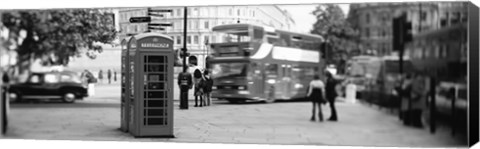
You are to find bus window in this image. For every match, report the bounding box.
[265,63,278,77]
[253,28,264,41]
[211,62,248,78]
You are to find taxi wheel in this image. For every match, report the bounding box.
[63,92,76,103]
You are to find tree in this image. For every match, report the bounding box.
[311,4,358,73]
[1,9,117,73]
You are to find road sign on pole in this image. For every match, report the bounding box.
[129,17,151,23]
[147,27,165,31]
[148,9,173,13]
[148,23,173,27]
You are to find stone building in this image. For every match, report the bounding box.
[348,2,439,56]
[118,6,295,68]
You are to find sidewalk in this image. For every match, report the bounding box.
[3,99,468,147]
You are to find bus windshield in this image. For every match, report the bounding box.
[216,29,251,43]
[212,25,263,43]
[211,62,248,78]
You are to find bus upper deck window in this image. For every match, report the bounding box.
[253,28,264,40]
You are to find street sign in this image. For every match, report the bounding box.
[148,13,164,17]
[148,27,165,31]
[129,17,151,23]
[148,23,173,27]
[148,9,173,13]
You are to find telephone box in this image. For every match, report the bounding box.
[128,33,175,137]
[120,36,132,132]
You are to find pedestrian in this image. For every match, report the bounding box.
[307,74,327,122]
[107,69,112,84]
[114,70,117,82]
[98,70,104,84]
[193,68,204,107]
[409,73,428,128]
[399,73,413,125]
[203,70,214,106]
[325,71,339,121]
[83,70,97,96]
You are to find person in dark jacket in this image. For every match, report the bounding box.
[193,69,204,107]
[325,71,338,121]
[307,74,327,122]
[107,69,112,84]
[203,70,214,106]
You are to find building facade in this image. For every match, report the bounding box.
[348,2,439,56]
[405,2,468,82]
[118,6,295,68]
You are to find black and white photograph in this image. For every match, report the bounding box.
[0,0,478,148]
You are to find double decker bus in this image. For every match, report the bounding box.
[208,24,324,103]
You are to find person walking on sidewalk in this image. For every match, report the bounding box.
[107,69,112,84]
[114,70,117,82]
[307,74,327,122]
[409,73,428,128]
[98,70,104,84]
[325,71,339,121]
[203,70,214,106]
[398,73,412,125]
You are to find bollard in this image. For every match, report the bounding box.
[429,77,436,134]
[346,83,356,104]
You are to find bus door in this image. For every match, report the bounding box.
[285,65,292,99]
[280,64,292,99]
[264,63,278,100]
[250,62,263,97]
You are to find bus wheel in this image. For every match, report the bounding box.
[264,97,276,103]
[227,99,243,104]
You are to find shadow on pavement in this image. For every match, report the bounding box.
[10,100,119,108]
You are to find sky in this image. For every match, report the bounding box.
[279,4,350,33]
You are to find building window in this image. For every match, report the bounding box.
[420,11,427,21]
[366,13,370,24]
[194,35,199,44]
[204,35,209,45]
[204,21,209,29]
[193,7,198,16]
[237,9,240,16]
[177,9,182,17]
[188,8,192,16]
[187,36,192,44]
[229,8,233,15]
[188,20,192,29]
[195,21,199,29]
[253,10,255,17]
[365,28,370,38]
[212,35,216,43]
[176,36,181,45]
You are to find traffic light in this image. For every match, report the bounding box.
[403,20,413,43]
[179,48,190,58]
[392,13,413,51]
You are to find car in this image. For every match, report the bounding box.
[8,71,88,103]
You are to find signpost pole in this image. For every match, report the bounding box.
[179,7,189,109]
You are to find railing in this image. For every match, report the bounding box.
[358,77,467,136]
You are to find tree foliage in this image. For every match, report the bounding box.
[310,4,358,66]
[1,9,117,70]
